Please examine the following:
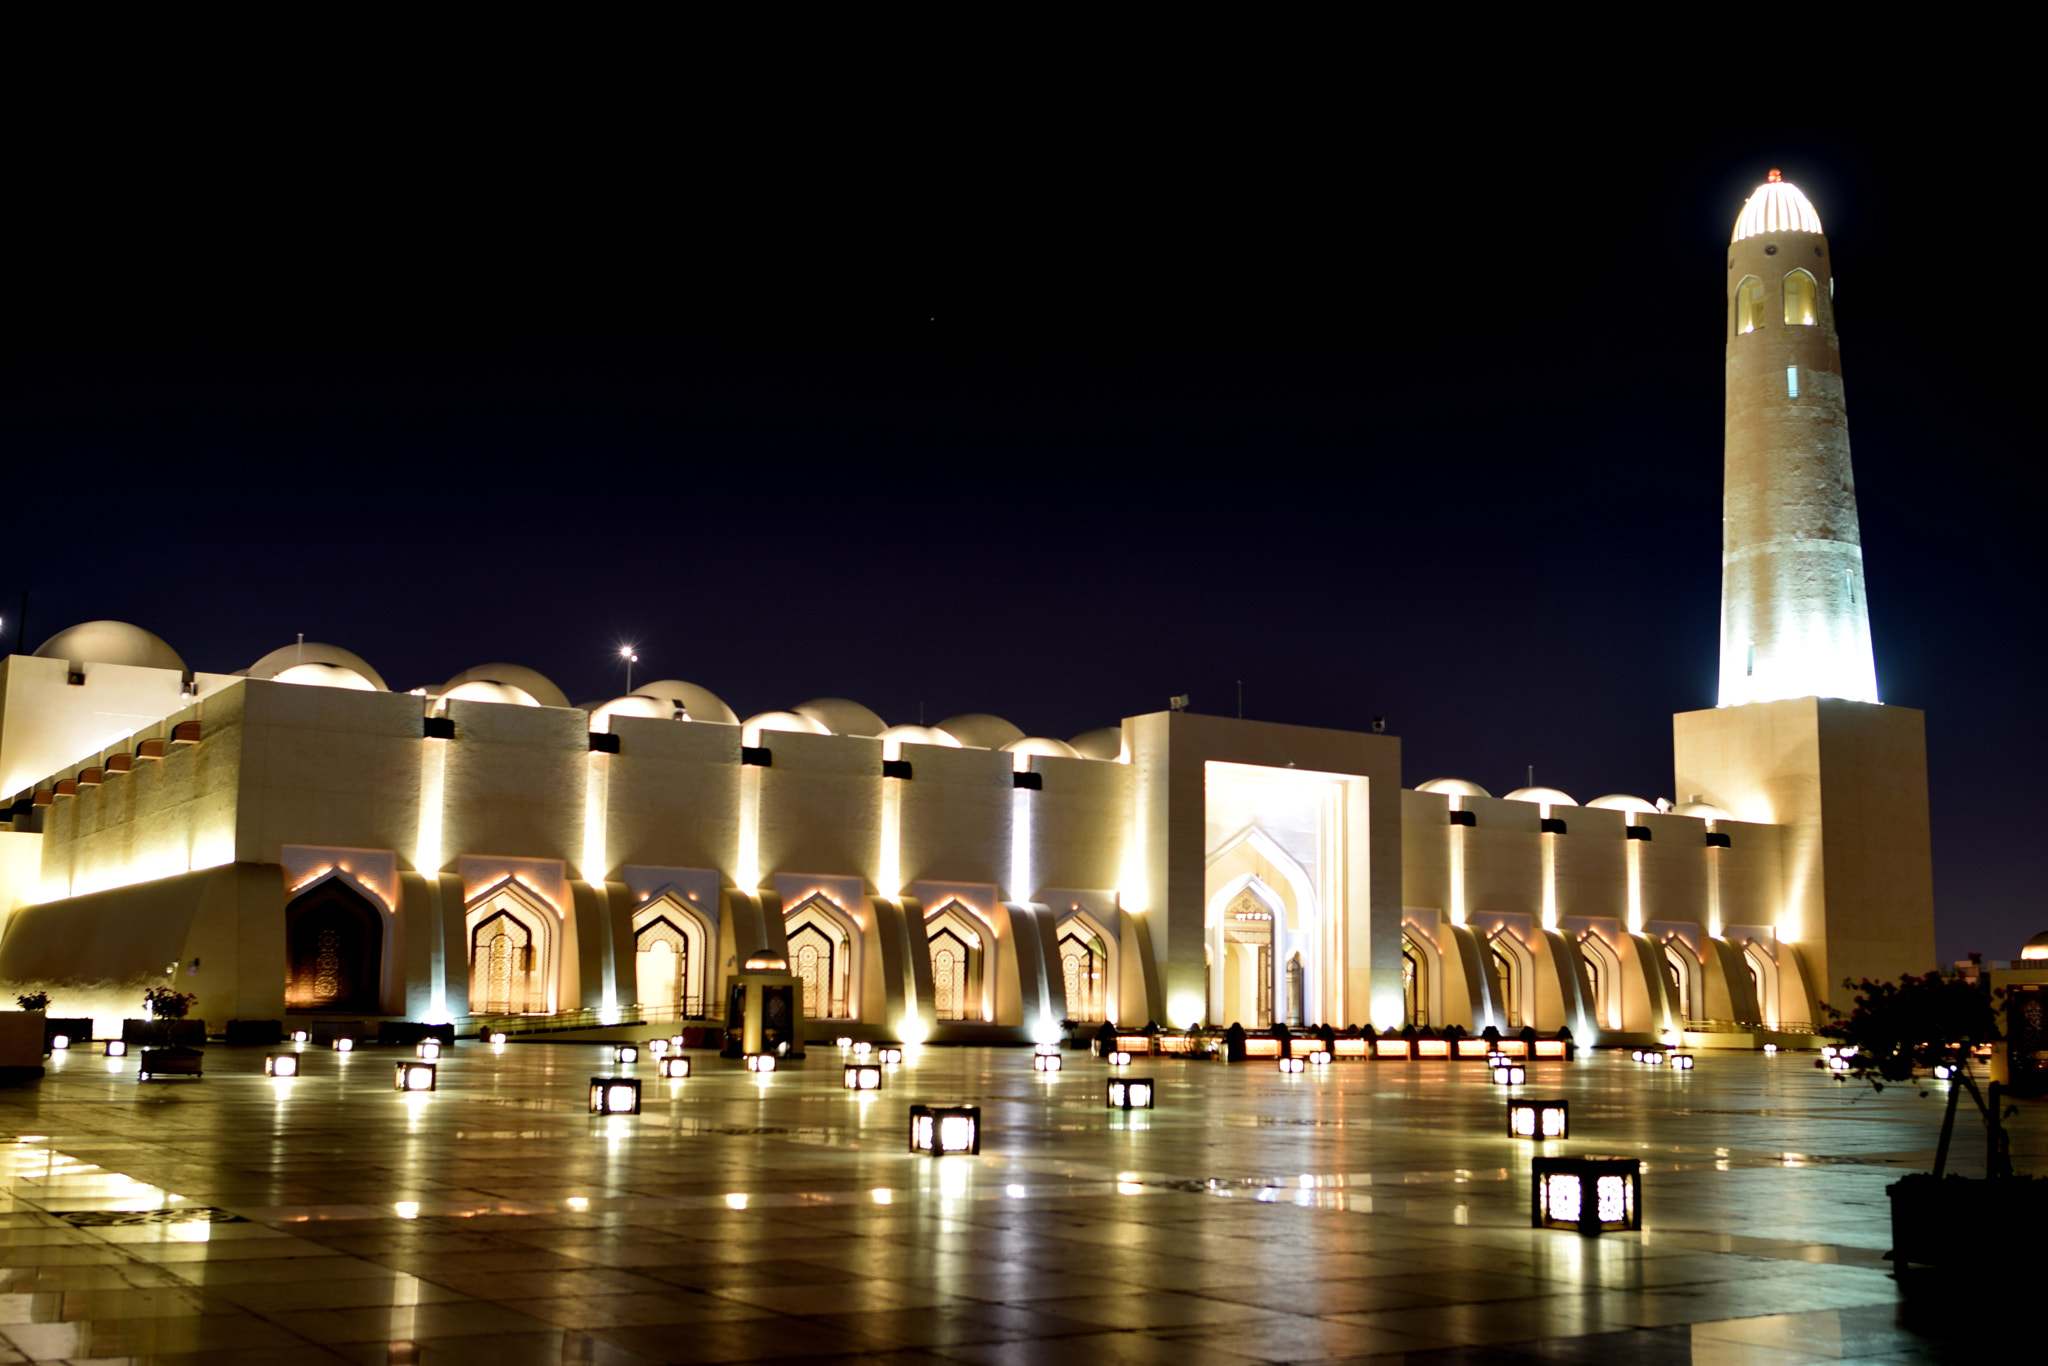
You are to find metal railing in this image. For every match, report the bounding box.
[470,1000,711,1037]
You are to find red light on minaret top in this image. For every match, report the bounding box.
[1767,168,1782,182]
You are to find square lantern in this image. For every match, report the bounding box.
[660,1055,692,1080]
[1033,1052,1063,1073]
[264,1053,300,1078]
[394,1061,437,1092]
[1670,1052,1695,1070]
[746,1054,777,1073]
[1509,1098,1569,1140]
[1486,1049,1507,1066]
[647,1038,670,1059]
[50,1035,70,1051]
[669,1035,685,1052]
[1034,1042,1059,1055]
[1106,1077,1155,1110]
[908,1104,980,1155]
[290,1029,311,1044]
[1629,1049,1644,1062]
[334,1037,355,1053]
[488,1031,508,1045]
[1827,1054,1851,1072]
[1532,1156,1641,1234]
[614,1044,639,1064]
[1643,1050,1665,1066]
[1490,1062,1527,1086]
[1306,1049,1332,1067]
[590,1078,642,1114]
[851,1040,873,1058]
[878,1046,904,1065]
[1107,1050,1133,1067]
[1278,1056,1305,1074]
[1762,1043,1779,1055]
[104,1040,127,1058]
[416,1040,442,1060]
[844,1063,883,1090]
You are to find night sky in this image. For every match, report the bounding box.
[4,57,2035,964]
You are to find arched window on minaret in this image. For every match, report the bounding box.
[1783,269,1818,326]
[1735,276,1766,334]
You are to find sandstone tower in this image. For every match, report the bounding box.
[1717,170,1878,708]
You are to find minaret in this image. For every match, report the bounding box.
[1718,170,1878,708]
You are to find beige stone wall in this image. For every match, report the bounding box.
[0,654,238,802]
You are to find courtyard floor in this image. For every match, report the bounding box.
[0,1039,2039,1365]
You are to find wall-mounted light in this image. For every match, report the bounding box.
[908,1104,980,1155]
[394,1061,437,1092]
[264,1054,299,1078]
[660,1056,691,1080]
[844,1063,883,1090]
[590,1078,641,1114]
[1532,1156,1640,1234]
[1106,1078,1154,1110]
[1509,1098,1568,1139]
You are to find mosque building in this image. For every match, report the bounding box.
[0,174,1934,1046]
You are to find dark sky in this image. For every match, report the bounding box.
[4,52,2036,964]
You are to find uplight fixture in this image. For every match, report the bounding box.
[844,1063,883,1090]
[264,1054,299,1078]
[1509,1098,1569,1139]
[1106,1078,1155,1110]
[394,1061,437,1092]
[1532,1155,1641,1234]
[589,1078,642,1114]
[908,1104,980,1155]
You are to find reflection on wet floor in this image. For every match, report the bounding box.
[0,1041,2037,1363]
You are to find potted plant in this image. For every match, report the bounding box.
[15,992,48,1013]
[1823,972,2047,1274]
[142,986,204,1046]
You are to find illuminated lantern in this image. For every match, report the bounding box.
[1643,1050,1665,1066]
[908,1104,980,1155]
[104,1040,127,1058]
[1670,1053,1695,1070]
[614,1044,639,1064]
[1277,1056,1305,1074]
[589,1078,642,1114]
[1490,1062,1527,1086]
[835,1036,854,1049]
[1307,1050,1332,1067]
[1762,1043,1778,1055]
[290,1030,311,1044]
[1106,1078,1155,1110]
[50,1035,69,1051]
[1827,1054,1851,1072]
[746,1054,777,1073]
[1532,1156,1641,1234]
[1107,1050,1133,1067]
[851,1041,873,1058]
[416,1041,442,1060]
[1034,1042,1060,1056]
[659,1056,691,1079]
[1508,1098,1569,1139]
[394,1061,437,1092]
[334,1037,355,1053]
[878,1046,905,1065]
[647,1038,670,1059]
[844,1063,883,1090]
[488,1031,508,1046]
[1033,1052,1062,1072]
[264,1054,299,1078]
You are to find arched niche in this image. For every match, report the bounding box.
[1055,910,1115,1024]
[1488,929,1536,1032]
[1783,268,1819,327]
[924,900,988,1023]
[285,875,387,1013]
[1576,931,1623,1032]
[1735,275,1766,334]
[466,877,559,1016]
[785,893,860,1021]
[633,893,712,1021]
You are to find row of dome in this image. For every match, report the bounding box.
[30,621,1125,761]
[1413,777,1730,822]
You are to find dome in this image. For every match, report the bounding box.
[2020,932,2048,962]
[631,680,739,726]
[1068,727,1124,762]
[245,643,389,691]
[1503,786,1577,807]
[1416,778,1491,798]
[1675,800,1733,822]
[1732,170,1823,243]
[876,724,962,749]
[589,695,676,732]
[742,710,831,745]
[32,621,184,673]
[1002,736,1081,761]
[273,663,379,692]
[439,680,540,709]
[437,664,569,710]
[1586,794,1658,815]
[794,698,887,737]
[937,714,1025,750]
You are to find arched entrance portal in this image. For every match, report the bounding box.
[285,879,384,1013]
[1222,889,1276,1027]
[634,916,693,1018]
